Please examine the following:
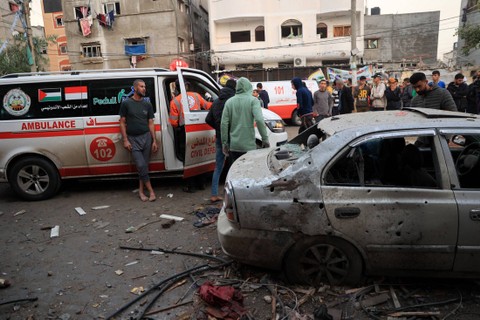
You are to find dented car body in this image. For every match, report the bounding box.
[217,108,480,285]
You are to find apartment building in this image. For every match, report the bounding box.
[208,0,365,76]
[41,0,70,71]
[61,0,209,71]
[364,10,440,70]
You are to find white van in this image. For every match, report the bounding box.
[0,68,287,200]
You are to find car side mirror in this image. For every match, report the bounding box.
[452,135,466,146]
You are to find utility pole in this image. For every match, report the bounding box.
[350,0,357,86]
[22,0,37,72]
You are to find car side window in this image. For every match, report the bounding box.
[447,134,480,189]
[325,135,439,188]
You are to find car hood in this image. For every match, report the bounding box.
[227,148,274,183]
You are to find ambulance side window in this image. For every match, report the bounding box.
[0,81,85,120]
[184,78,217,112]
[86,78,156,116]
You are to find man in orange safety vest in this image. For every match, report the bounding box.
[169,80,212,127]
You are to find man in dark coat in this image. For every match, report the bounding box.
[335,78,354,114]
[291,77,314,133]
[447,73,469,112]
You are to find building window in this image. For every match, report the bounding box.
[104,2,121,15]
[255,26,265,42]
[74,6,91,19]
[125,38,147,55]
[59,44,68,55]
[178,37,185,53]
[333,25,351,37]
[317,23,327,38]
[54,16,64,27]
[366,39,379,49]
[281,19,302,38]
[230,31,251,43]
[82,43,102,58]
[177,0,185,12]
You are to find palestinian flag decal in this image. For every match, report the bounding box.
[38,88,61,102]
[65,86,88,100]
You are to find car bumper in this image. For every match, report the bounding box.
[217,209,295,270]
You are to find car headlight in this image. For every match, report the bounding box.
[223,181,238,222]
[265,120,286,133]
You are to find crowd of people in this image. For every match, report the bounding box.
[118,69,480,202]
[296,69,480,129]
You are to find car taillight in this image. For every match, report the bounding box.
[223,182,237,222]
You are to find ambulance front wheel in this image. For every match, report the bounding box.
[291,110,302,126]
[8,156,61,201]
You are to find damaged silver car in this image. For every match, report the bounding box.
[217,108,480,285]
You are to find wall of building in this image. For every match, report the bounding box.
[0,2,26,46]
[209,0,364,70]
[364,12,440,68]
[62,0,208,71]
[456,0,480,67]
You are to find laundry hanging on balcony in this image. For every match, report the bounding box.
[97,10,115,29]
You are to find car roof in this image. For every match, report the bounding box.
[320,108,480,136]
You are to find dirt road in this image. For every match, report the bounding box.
[1,126,480,319]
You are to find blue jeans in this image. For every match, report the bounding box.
[211,137,225,196]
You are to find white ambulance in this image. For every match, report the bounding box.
[0,68,287,200]
[257,80,317,125]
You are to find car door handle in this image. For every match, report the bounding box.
[470,209,480,221]
[334,207,361,219]
[189,117,200,121]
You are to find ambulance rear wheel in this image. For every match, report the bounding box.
[291,110,302,126]
[8,157,61,201]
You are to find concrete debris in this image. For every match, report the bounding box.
[159,214,184,221]
[124,260,138,267]
[91,205,110,210]
[50,225,60,238]
[0,278,11,288]
[130,286,144,295]
[75,207,86,215]
[114,270,124,276]
[13,209,26,216]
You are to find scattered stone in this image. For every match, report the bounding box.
[50,225,60,238]
[13,210,26,217]
[264,295,272,303]
[47,271,53,277]
[115,270,124,276]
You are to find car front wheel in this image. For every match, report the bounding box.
[284,236,363,286]
[8,157,61,201]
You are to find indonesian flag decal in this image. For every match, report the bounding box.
[65,86,88,100]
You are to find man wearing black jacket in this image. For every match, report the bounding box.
[205,79,236,202]
[447,73,469,112]
[335,78,354,114]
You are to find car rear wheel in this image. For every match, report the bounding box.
[284,236,363,286]
[8,157,61,201]
[290,110,302,126]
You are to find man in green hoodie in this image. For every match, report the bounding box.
[221,77,270,164]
